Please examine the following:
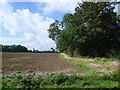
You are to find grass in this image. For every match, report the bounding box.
[78,55,120,62]
[93,58,119,63]
[60,53,119,75]
[60,54,97,75]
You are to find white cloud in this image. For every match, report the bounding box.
[37,0,81,15]
[0,2,56,50]
[0,0,81,2]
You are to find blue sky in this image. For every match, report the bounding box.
[11,2,65,20]
[0,1,78,50]
[1,2,66,37]
[0,0,119,51]
[11,2,40,13]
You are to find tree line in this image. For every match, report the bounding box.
[48,2,120,58]
[0,44,57,53]
[0,44,28,52]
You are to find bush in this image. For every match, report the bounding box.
[2,72,119,88]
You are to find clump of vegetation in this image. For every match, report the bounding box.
[2,72,119,88]
[26,70,34,73]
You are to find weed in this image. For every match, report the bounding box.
[2,73,119,88]
[8,56,31,61]
[26,70,34,73]
[6,64,19,68]
[16,71,21,74]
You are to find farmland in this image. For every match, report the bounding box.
[2,52,84,75]
[1,1,120,89]
[1,52,119,88]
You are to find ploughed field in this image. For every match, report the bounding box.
[2,53,84,75]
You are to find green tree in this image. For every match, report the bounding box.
[74,2,120,57]
[48,2,120,58]
[2,44,28,52]
[48,20,62,43]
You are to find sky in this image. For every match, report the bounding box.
[0,0,119,51]
[0,0,80,51]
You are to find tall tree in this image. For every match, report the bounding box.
[48,2,120,58]
[48,20,62,43]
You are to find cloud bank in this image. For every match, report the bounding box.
[0,2,56,50]
[37,0,81,15]
[0,0,81,50]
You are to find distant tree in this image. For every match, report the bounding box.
[51,47,55,52]
[2,45,10,52]
[28,50,32,52]
[2,44,28,52]
[0,44,2,52]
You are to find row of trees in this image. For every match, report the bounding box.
[32,48,58,53]
[0,44,57,53]
[48,2,120,58]
[1,44,28,52]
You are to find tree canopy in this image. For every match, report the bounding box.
[1,44,28,52]
[48,2,120,58]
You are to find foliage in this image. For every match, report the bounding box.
[2,72,119,88]
[48,2,120,58]
[1,44,58,53]
[48,20,62,43]
[1,44,28,52]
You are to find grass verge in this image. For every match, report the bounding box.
[60,54,97,75]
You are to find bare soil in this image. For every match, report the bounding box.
[2,53,85,76]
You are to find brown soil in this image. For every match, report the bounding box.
[2,53,85,76]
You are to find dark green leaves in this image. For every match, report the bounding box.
[48,2,120,58]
